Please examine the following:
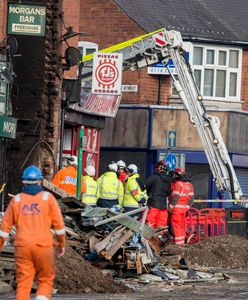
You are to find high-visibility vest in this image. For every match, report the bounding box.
[97,171,124,206]
[123,174,147,209]
[82,175,98,206]
[170,181,194,210]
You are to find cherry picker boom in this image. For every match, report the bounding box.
[82,28,244,201]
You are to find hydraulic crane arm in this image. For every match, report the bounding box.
[161,30,243,201]
[81,28,243,201]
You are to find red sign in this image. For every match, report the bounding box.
[153,31,167,46]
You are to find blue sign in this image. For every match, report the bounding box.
[166,130,177,148]
[165,153,177,171]
[147,52,189,75]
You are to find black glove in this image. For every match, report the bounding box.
[138,198,146,205]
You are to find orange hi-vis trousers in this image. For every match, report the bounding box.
[15,244,55,300]
[170,210,186,245]
[146,207,168,228]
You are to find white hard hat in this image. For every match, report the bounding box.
[68,155,78,166]
[85,165,96,177]
[117,160,126,169]
[108,162,118,172]
[127,164,138,175]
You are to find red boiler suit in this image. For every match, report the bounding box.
[169,180,194,245]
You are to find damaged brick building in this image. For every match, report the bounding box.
[1,0,248,208]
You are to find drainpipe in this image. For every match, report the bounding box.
[157,75,162,105]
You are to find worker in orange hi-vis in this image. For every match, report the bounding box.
[0,165,66,300]
[52,155,86,196]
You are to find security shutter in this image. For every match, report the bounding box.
[223,168,248,208]
[236,168,248,197]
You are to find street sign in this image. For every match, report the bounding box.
[0,61,9,115]
[147,51,189,75]
[0,116,17,139]
[165,153,177,171]
[166,130,177,148]
[92,52,123,95]
[7,4,46,36]
[121,85,138,92]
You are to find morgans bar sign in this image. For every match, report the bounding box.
[0,116,17,139]
[7,3,46,36]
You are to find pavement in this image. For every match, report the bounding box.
[1,270,248,299]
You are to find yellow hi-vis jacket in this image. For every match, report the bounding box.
[97,171,124,206]
[123,174,147,209]
[81,175,98,206]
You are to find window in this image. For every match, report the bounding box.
[192,45,242,101]
[78,41,98,58]
[78,41,98,77]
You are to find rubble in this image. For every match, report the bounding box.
[1,182,248,296]
[162,235,248,269]
[55,245,130,294]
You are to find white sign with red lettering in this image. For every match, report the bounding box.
[92,52,123,95]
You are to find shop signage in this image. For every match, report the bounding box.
[7,3,46,36]
[0,116,17,139]
[92,52,123,95]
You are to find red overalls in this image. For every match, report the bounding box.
[169,180,194,245]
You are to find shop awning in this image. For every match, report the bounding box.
[70,93,122,118]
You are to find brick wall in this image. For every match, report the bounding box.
[0,0,7,42]
[62,0,81,78]
[241,49,248,111]
[5,0,63,194]
[78,0,171,105]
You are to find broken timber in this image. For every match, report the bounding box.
[101,229,134,260]
[106,210,155,239]
[94,207,146,226]
[43,179,85,209]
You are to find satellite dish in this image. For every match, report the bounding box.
[65,47,81,67]
[7,36,18,56]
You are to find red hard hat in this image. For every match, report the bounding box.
[155,160,167,170]
[174,167,185,176]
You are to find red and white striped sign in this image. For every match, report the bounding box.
[153,31,167,46]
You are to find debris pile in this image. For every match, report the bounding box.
[163,235,248,269]
[1,181,248,295]
[0,247,15,294]
[55,246,130,294]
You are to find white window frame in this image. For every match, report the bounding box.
[78,41,98,58]
[191,44,242,102]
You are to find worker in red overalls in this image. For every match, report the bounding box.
[169,167,194,245]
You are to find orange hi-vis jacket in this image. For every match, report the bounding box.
[169,180,194,210]
[0,191,65,249]
[52,165,86,196]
